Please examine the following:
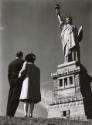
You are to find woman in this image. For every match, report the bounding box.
[19,53,41,118]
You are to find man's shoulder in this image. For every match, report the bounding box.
[18,59,24,63]
[9,59,16,66]
[9,59,24,66]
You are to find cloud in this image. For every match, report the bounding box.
[41,88,53,106]
[39,80,54,110]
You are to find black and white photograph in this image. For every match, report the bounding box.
[0,0,92,124]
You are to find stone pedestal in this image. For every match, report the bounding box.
[48,61,87,120]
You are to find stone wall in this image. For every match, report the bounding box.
[48,100,86,119]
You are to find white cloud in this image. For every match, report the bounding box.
[41,88,53,106]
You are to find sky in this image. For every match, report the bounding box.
[0,0,92,118]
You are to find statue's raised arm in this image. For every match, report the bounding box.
[55,4,64,26]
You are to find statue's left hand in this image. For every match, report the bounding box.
[78,26,83,42]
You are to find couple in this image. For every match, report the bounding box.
[6,51,41,118]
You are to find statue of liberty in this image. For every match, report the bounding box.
[55,4,83,63]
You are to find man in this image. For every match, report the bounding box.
[55,4,83,63]
[6,51,24,117]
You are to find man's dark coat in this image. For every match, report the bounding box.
[6,58,24,117]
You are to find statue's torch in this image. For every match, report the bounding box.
[54,4,60,15]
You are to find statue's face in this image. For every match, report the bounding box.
[65,17,72,24]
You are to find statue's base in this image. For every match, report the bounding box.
[48,61,90,120]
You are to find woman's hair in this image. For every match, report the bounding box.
[25,53,36,63]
